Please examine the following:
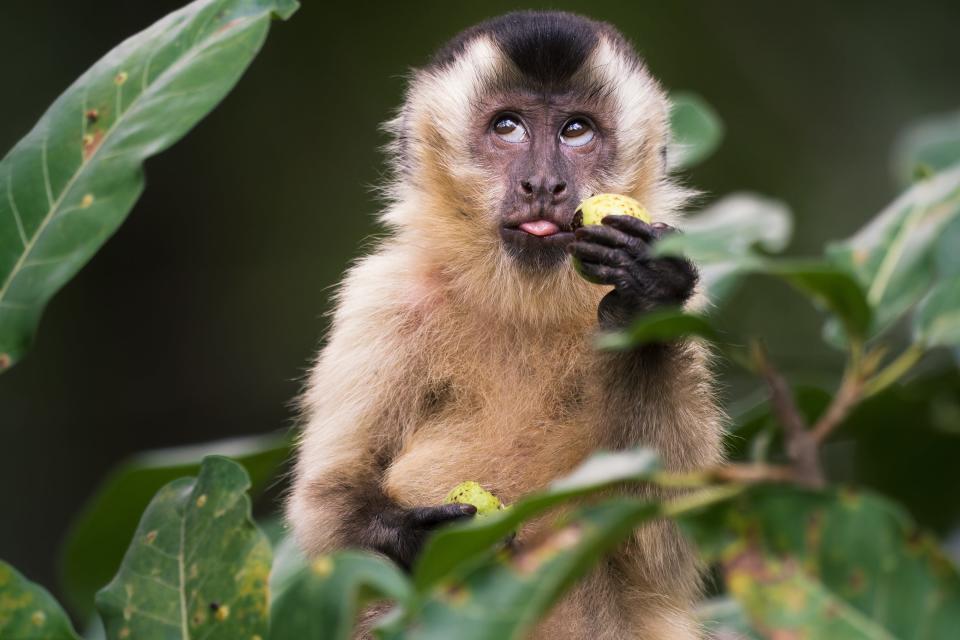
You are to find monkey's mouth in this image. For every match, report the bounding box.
[518,219,561,236]
[500,220,574,269]
[501,220,574,244]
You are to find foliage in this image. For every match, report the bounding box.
[60,432,289,618]
[0,561,79,640]
[0,0,298,373]
[2,2,960,639]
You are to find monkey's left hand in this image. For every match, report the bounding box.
[568,215,698,329]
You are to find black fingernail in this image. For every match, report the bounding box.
[651,222,670,230]
[460,504,477,515]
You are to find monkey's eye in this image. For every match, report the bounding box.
[560,118,595,147]
[492,115,527,143]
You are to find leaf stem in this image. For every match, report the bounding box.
[661,484,746,518]
[862,344,925,398]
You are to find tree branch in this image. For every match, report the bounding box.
[750,343,825,488]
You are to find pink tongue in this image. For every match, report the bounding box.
[519,220,560,237]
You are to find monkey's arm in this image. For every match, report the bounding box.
[571,219,723,618]
[286,271,474,570]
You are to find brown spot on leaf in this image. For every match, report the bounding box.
[31,611,45,627]
[196,494,208,508]
[118,628,130,639]
[85,109,99,124]
[80,194,94,208]
[144,530,158,544]
[209,601,220,612]
[0,354,10,370]
[83,130,104,160]
[847,568,866,595]
[215,604,230,621]
[439,582,469,606]
[114,71,128,86]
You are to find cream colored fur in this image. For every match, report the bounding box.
[288,32,723,640]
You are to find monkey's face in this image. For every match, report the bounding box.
[477,92,615,271]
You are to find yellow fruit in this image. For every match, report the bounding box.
[443,481,503,516]
[572,193,651,229]
[572,194,652,283]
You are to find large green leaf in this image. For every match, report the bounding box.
[269,543,413,640]
[681,486,960,639]
[413,448,661,592]
[95,456,272,640]
[0,0,299,373]
[892,109,960,186]
[390,499,659,640]
[669,92,724,170]
[657,193,793,303]
[765,261,872,343]
[828,165,960,338]
[61,432,289,618]
[0,560,79,640]
[914,276,960,348]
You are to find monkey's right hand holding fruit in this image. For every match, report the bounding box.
[567,194,698,330]
[362,502,476,571]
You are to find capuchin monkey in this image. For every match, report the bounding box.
[288,11,723,639]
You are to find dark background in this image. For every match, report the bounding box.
[3,0,960,599]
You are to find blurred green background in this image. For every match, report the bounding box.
[2,0,960,598]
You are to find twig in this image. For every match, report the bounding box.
[712,463,796,484]
[811,373,863,443]
[750,342,825,488]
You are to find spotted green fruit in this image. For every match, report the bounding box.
[571,193,652,284]
[444,481,503,516]
[572,193,652,229]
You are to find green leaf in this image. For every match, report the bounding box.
[61,432,288,618]
[681,486,960,639]
[657,193,793,303]
[0,560,79,640]
[892,109,960,187]
[765,261,873,343]
[413,448,661,592]
[0,0,299,373]
[95,456,272,640]
[828,164,960,338]
[595,308,720,351]
[915,276,960,348]
[669,92,724,170]
[401,499,659,640]
[269,545,413,640]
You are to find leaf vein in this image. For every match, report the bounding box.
[6,172,28,248]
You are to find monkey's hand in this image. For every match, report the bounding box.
[364,502,476,571]
[568,215,698,330]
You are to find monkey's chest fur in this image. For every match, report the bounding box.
[382,320,602,516]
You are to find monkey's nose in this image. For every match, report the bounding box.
[519,177,568,200]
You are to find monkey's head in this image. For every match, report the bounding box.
[382,12,688,323]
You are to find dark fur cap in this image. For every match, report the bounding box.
[430,11,635,87]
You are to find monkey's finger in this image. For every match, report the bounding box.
[600,215,658,242]
[568,241,634,268]
[574,261,624,286]
[574,223,648,251]
[409,503,477,527]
